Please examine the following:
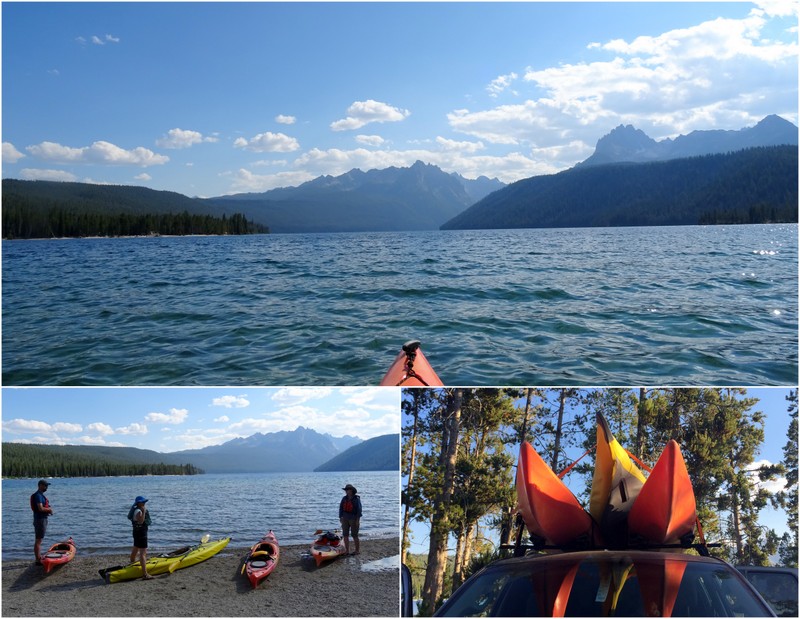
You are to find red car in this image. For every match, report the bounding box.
[434,550,776,617]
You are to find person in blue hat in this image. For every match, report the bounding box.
[128,496,153,579]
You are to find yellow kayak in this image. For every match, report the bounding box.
[100,536,230,583]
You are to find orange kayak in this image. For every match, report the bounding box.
[41,537,76,573]
[628,440,696,545]
[516,442,594,547]
[310,531,347,567]
[379,340,443,386]
[243,530,279,588]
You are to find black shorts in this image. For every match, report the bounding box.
[132,527,148,549]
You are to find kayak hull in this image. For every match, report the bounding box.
[245,531,280,588]
[516,442,594,547]
[101,537,230,583]
[41,537,76,573]
[310,532,346,566]
[380,343,443,387]
[628,440,696,545]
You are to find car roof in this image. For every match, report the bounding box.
[485,549,734,569]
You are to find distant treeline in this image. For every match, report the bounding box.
[2,206,268,239]
[2,443,203,478]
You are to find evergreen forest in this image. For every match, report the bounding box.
[2,207,267,239]
[402,388,799,615]
[2,443,204,477]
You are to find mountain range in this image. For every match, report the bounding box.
[3,115,796,235]
[580,114,797,167]
[2,426,397,476]
[204,161,504,232]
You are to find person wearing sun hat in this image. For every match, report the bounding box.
[30,479,53,565]
[128,496,153,579]
[339,484,363,556]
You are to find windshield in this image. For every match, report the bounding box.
[437,554,773,617]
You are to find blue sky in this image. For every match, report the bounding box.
[2,2,797,197]
[1,387,400,451]
[403,388,796,554]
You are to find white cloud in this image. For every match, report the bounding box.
[91,34,120,45]
[27,141,169,167]
[211,395,250,409]
[436,137,485,153]
[275,115,296,125]
[20,168,78,182]
[213,415,230,423]
[271,387,334,405]
[52,422,82,434]
[233,132,300,153]
[115,423,148,435]
[87,422,114,435]
[487,72,519,98]
[355,134,386,147]
[2,418,55,434]
[227,167,315,193]
[156,128,217,149]
[331,100,410,131]
[145,408,189,424]
[134,173,152,182]
[3,142,25,163]
[75,435,126,446]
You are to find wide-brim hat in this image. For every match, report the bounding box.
[342,484,357,494]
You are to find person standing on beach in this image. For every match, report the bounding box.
[339,484,362,556]
[128,496,153,579]
[31,479,53,565]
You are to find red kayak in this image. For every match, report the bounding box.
[41,537,76,573]
[380,340,443,386]
[243,530,279,588]
[628,440,697,545]
[516,442,594,547]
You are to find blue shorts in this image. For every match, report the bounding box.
[34,517,48,540]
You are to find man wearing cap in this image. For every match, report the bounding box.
[129,496,153,579]
[339,484,363,556]
[30,479,53,565]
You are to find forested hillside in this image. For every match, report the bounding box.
[314,433,400,471]
[1,179,268,239]
[441,146,798,230]
[2,443,203,477]
[403,388,798,615]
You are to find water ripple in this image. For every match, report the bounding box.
[3,225,797,386]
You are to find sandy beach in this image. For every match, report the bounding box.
[2,538,400,617]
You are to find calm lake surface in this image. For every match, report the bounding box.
[1,471,398,559]
[3,225,796,386]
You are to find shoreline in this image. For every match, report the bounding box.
[2,538,400,617]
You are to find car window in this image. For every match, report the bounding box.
[744,571,798,617]
[439,556,773,617]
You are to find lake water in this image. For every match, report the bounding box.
[2,225,796,386]
[1,471,398,559]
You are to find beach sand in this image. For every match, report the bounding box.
[2,538,400,617]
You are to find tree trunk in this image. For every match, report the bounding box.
[401,397,421,565]
[636,387,646,458]
[421,389,463,614]
[550,389,567,470]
